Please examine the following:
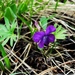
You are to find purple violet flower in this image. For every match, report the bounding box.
[32,25,56,48]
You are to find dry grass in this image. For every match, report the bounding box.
[0,0,75,75]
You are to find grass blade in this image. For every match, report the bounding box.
[0,43,11,69]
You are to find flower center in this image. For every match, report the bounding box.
[43,35,48,43]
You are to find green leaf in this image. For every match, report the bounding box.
[57,30,66,39]
[10,38,13,47]
[0,61,5,71]
[40,16,48,30]
[17,15,32,35]
[10,3,17,14]
[10,34,17,47]
[0,14,17,47]
[53,24,67,40]
[55,25,62,33]
[11,20,17,32]
[0,36,6,42]
[38,0,43,2]
[54,23,58,28]
[4,17,10,30]
[0,24,7,31]
[48,14,56,20]
[64,0,67,3]
[2,37,9,46]
[0,43,10,70]
[13,35,17,41]
[4,7,16,22]
[55,34,66,39]
[55,0,59,10]
[0,31,9,37]
[17,2,28,14]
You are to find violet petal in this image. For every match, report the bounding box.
[46,25,56,35]
[32,31,45,43]
[49,34,55,42]
[38,39,44,48]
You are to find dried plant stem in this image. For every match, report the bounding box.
[9,49,38,75]
[37,1,75,17]
[37,60,75,75]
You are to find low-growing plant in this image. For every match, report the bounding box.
[4,2,35,36]
[0,17,17,46]
[32,16,67,54]
[0,5,18,71]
